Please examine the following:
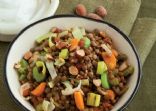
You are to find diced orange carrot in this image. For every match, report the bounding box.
[70,38,79,51]
[112,49,118,57]
[74,91,85,110]
[31,82,46,96]
[102,52,117,70]
[105,90,115,100]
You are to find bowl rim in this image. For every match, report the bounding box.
[3,14,142,111]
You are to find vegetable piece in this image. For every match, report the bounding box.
[94,94,101,107]
[48,37,54,48]
[36,103,43,111]
[80,27,86,36]
[97,61,107,74]
[42,100,50,111]
[45,54,53,60]
[58,30,68,38]
[20,59,28,68]
[102,52,117,70]
[72,27,83,39]
[70,38,79,51]
[33,61,46,82]
[87,93,101,107]
[79,39,85,48]
[123,66,134,77]
[117,53,127,61]
[18,67,27,75]
[87,93,95,106]
[119,61,128,71]
[83,37,91,48]
[61,80,81,95]
[44,47,49,52]
[59,49,69,59]
[31,82,46,96]
[36,32,57,43]
[24,51,32,60]
[97,87,107,95]
[105,90,115,100]
[76,49,85,57]
[19,74,26,81]
[20,82,31,97]
[54,58,65,67]
[48,81,55,88]
[101,72,110,89]
[101,44,112,56]
[17,59,28,75]
[93,79,101,87]
[69,66,79,75]
[109,78,119,86]
[81,79,89,86]
[112,49,118,57]
[118,86,129,95]
[42,99,55,111]
[45,61,57,80]
[74,91,85,110]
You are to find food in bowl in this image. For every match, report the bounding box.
[14,26,134,111]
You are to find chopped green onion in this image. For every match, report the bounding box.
[97,61,107,74]
[83,37,91,48]
[101,72,110,89]
[33,61,46,82]
[36,32,57,43]
[72,27,83,39]
[54,58,65,67]
[80,27,86,36]
[81,79,89,86]
[48,37,55,48]
[20,59,28,68]
[87,93,101,107]
[59,49,69,59]
[58,30,68,38]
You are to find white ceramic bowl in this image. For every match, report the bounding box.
[4,15,142,111]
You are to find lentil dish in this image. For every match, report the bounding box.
[14,27,134,111]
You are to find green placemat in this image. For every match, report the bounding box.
[130,18,156,64]
[56,0,141,35]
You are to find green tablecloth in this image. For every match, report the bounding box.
[0,0,156,111]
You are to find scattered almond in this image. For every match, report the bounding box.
[99,31,106,38]
[56,41,67,49]
[75,4,87,16]
[95,6,107,18]
[69,66,79,75]
[76,49,85,57]
[14,63,21,69]
[24,51,32,60]
[45,54,53,60]
[87,13,103,20]
[93,79,101,87]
